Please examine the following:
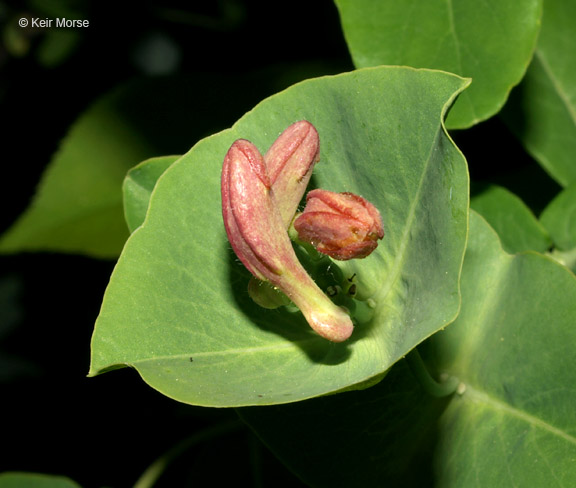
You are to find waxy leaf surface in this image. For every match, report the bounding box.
[240,211,576,486]
[335,0,542,129]
[90,67,470,407]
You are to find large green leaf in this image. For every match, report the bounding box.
[334,0,542,129]
[471,184,551,253]
[502,0,576,187]
[239,211,576,486]
[89,67,470,407]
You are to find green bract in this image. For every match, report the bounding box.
[89,66,470,407]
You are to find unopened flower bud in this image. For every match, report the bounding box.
[294,189,384,260]
[265,120,320,228]
[221,129,354,342]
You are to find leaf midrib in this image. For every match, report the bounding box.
[462,384,576,446]
[130,338,320,364]
[373,126,443,309]
[535,48,576,128]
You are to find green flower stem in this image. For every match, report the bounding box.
[406,348,460,398]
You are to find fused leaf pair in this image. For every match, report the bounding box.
[221,121,383,342]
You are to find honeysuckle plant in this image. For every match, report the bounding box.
[2,0,576,486]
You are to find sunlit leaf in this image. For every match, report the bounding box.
[89,67,470,407]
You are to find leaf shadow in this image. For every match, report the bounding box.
[238,356,454,487]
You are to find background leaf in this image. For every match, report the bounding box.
[470,183,551,253]
[89,67,470,407]
[540,182,576,271]
[123,156,180,233]
[540,183,576,250]
[334,0,542,129]
[239,211,576,487]
[0,66,343,258]
[502,0,576,187]
[0,472,81,488]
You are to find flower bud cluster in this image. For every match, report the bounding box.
[221,121,383,342]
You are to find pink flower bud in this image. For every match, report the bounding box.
[265,120,320,228]
[221,126,354,342]
[294,189,384,260]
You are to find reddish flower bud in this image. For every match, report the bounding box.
[294,189,384,260]
[221,126,354,342]
[265,120,320,228]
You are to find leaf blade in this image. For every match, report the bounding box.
[90,67,470,406]
[335,0,542,129]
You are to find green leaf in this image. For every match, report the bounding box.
[89,67,470,407]
[502,0,576,187]
[123,156,180,233]
[540,183,576,271]
[0,82,154,258]
[470,183,551,253]
[334,0,542,129]
[239,211,576,486]
[0,472,81,488]
[541,183,576,250]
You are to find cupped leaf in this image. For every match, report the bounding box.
[502,0,576,187]
[239,211,576,486]
[123,156,180,233]
[334,0,542,129]
[471,183,551,253]
[89,67,470,407]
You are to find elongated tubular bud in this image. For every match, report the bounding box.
[222,139,353,342]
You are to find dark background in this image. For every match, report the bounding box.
[0,1,559,486]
